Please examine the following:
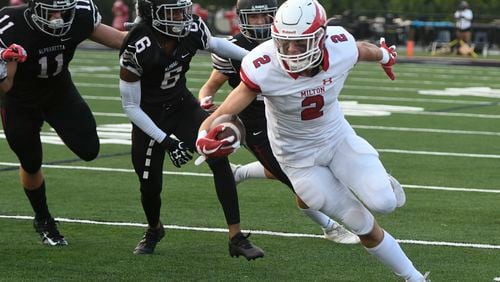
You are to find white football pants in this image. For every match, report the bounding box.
[281,134,397,235]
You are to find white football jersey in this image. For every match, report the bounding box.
[240,26,358,167]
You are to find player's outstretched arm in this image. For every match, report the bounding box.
[206,37,249,61]
[90,23,127,50]
[357,38,397,80]
[198,69,230,112]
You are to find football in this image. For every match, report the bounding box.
[210,114,246,147]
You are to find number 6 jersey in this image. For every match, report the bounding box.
[0,2,101,106]
[240,26,359,168]
[119,15,210,106]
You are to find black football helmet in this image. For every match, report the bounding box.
[28,0,77,37]
[137,0,193,37]
[236,0,277,41]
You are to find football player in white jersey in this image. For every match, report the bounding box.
[198,0,358,244]
[196,0,428,280]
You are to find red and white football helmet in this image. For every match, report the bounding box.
[271,0,327,73]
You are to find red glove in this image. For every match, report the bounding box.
[0,44,27,63]
[196,125,237,159]
[379,37,397,80]
[199,96,214,110]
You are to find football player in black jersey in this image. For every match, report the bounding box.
[0,0,126,246]
[119,0,264,259]
[198,0,359,244]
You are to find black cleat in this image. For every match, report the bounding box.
[229,232,264,261]
[133,225,165,255]
[33,217,68,246]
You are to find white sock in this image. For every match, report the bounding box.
[300,208,334,229]
[365,231,423,281]
[234,161,266,183]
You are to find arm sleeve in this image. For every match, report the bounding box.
[119,80,166,143]
[206,37,249,61]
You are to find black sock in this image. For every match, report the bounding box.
[24,181,51,220]
[208,157,240,225]
[141,194,161,228]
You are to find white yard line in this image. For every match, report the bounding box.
[84,93,499,107]
[378,149,500,159]
[352,125,500,136]
[1,215,499,250]
[1,162,499,193]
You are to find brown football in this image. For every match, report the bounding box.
[210,114,246,146]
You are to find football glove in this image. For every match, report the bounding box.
[379,37,397,80]
[0,44,27,63]
[196,125,237,159]
[200,96,219,113]
[161,137,193,168]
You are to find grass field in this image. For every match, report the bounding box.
[1,49,499,281]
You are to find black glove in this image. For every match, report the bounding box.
[161,137,194,168]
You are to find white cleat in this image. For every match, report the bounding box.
[230,163,243,184]
[322,222,360,244]
[389,174,406,207]
[406,271,431,282]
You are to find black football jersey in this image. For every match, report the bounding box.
[119,15,210,105]
[211,33,265,127]
[0,1,101,105]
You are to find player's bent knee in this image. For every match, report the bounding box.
[341,207,374,235]
[359,177,397,214]
[365,189,397,214]
[21,162,42,175]
[76,141,99,161]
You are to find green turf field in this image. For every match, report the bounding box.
[1,50,499,281]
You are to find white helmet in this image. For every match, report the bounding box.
[271,0,327,73]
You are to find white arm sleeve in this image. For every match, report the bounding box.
[119,80,166,143]
[206,37,249,61]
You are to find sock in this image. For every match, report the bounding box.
[365,230,423,281]
[300,208,334,229]
[24,181,51,220]
[141,194,161,228]
[234,161,266,183]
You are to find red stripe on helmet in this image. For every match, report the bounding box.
[303,1,326,34]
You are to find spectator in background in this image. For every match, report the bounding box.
[9,0,24,6]
[193,3,208,21]
[112,0,129,31]
[224,6,240,35]
[454,1,473,44]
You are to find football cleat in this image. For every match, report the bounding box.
[133,224,165,255]
[406,271,431,282]
[389,174,406,207]
[33,217,68,246]
[322,221,360,244]
[228,232,264,260]
[230,163,243,184]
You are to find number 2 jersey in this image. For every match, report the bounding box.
[0,2,101,107]
[119,15,210,106]
[240,26,359,168]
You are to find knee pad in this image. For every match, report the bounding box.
[340,206,375,235]
[362,177,397,215]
